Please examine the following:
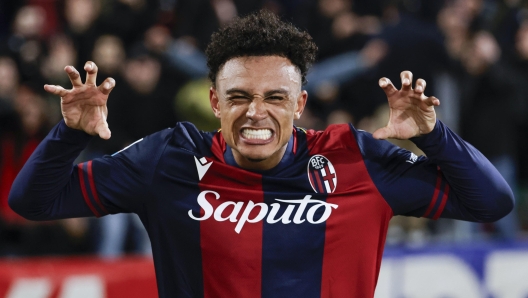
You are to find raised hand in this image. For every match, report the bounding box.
[373,71,439,140]
[44,61,115,139]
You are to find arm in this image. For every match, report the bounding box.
[366,71,513,221]
[9,121,96,220]
[8,62,116,220]
[9,120,171,220]
[412,120,513,221]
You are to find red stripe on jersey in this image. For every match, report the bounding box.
[199,157,263,298]
[87,161,108,215]
[313,171,324,193]
[210,132,226,162]
[306,124,393,298]
[422,170,442,218]
[432,183,450,220]
[78,163,100,217]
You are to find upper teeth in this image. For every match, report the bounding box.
[242,129,272,140]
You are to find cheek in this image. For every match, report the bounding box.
[220,108,244,134]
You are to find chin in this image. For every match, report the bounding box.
[243,151,277,164]
[241,151,270,163]
[246,157,267,163]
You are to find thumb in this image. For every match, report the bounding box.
[372,127,391,140]
[96,119,111,140]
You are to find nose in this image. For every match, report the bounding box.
[246,98,267,121]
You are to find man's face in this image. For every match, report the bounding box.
[210,56,307,170]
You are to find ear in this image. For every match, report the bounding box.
[294,90,308,120]
[210,87,221,119]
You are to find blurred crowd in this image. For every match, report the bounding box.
[0,0,527,257]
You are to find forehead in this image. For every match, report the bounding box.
[216,56,301,92]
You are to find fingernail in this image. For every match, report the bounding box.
[104,82,110,89]
[403,79,410,85]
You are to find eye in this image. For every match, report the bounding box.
[267,96,284,101]
[229,96,250,103]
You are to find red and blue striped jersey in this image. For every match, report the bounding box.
[9,120,514,298]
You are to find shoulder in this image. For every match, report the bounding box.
[111,122,219,159]
[299,123,414,162]
[300,123,381,153]
[162,122,219,156]
[300,123,355,151]
[347,125,412,162]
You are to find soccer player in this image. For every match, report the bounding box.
[9,10,513,298]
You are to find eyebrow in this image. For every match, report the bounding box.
[225,88,289,97]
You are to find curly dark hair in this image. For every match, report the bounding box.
[205,10,318,86]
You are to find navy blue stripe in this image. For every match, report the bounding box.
[151,178,204,297]
[148,127,213,297]
[261,130,325,298]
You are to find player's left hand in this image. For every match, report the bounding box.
[373,70,439,140]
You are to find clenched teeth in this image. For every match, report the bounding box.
[242,128,272,140]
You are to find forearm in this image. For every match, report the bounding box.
[8,120,95,220]
[411,120,514,222]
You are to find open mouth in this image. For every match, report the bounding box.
[240,128,274,143]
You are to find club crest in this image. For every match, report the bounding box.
[307,155,337,193]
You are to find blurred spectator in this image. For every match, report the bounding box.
[304,38,388,121]
[336,0,447,128]
[456,30,523,241]
[294,0,380,60]
[8,5,48,84]
[173,0,263,51]
[120,45,181,140]
[512,19,528,188]
[63,0,101,69]
[40,34,77,86]
[0,56,20,145]
[291,0,389,124]
[98,0,159,47]
[1,84,92,256]
[0,2,23,40]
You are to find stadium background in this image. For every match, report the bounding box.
[0,0,527,297]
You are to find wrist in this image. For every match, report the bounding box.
[56,120,94,143]
[411,120,442,147]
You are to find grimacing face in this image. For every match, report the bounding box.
[210,56,308,171]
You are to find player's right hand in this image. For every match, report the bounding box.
[44,61,115,139]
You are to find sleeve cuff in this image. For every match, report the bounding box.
[52,120,94,146]
[409,120,446,155]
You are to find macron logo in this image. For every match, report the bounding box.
[194,156,212,181]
